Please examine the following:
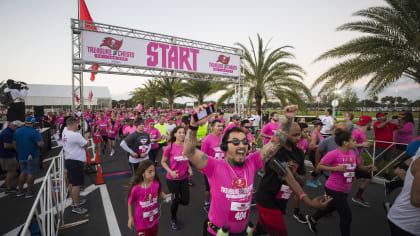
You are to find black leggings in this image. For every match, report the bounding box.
[312,187,352,236]
[149,148,159,163]
[167,178,190,219]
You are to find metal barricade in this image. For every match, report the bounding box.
[362,140,408,178]
[19,149,66,236]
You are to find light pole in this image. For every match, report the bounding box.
[394,89,398,113]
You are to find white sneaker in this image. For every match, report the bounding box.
[110,149,115,156]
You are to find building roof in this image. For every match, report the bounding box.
[27,84,111,98]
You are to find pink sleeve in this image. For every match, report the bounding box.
[200,156,216,177]
[400,122,414,133]
[201,139,209,155]
[163,145,171,158]
[261,123,269,135]
[321,150,336,166]
[128,185,137,205]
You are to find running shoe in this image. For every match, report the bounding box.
[314,179,323,186]
[352,197,371,208]
[16,191,25,197]
[25,192,36,199]
[170,218,181,231]
[110,149,115,156]
[293,212,307,224]
[203,204,210,213]
[72,206,88,214]
[71,198,87,207]
[0,184,7,190]
[5,187,18,194]
[305,215,318,234]
[306,180,318,188]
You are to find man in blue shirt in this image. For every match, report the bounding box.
[13,116,44,198]
[0,120,21,193]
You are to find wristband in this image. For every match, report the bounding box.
[189,125,198,131]
[299,193,307,200]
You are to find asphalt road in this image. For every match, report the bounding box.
[0,134,397,236]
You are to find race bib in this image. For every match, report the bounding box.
[228,202,250,222]
[174,155,188,162]
[143,208,158,222]
[276,184,292,200]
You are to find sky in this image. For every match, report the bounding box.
[0,0,419,103]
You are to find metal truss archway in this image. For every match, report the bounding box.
[71,19,244,118]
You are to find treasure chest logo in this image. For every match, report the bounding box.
[217,55,230,67]
[100,37,123,55]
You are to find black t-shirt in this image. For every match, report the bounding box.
[124,131,150,155]
[255,145,306,212]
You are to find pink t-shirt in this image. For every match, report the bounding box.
[128,180,161,230]
[297,139,309,154]
[322,149,360,193]
[261,122,281,144]
[107,125,119,138]
[96,120,109,136]
[164,143,189,180]
[145,128,161,150]
[395,122,414,145]
[176,119,182,126]
[57,115,65,125]
[352,129,366,158]
[223,123,240,134]
[200,152,264,235]
[123,125,137,135]
[201,134,225,160]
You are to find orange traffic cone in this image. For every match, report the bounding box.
[86,152,92,165]
[94,150,100,164]
[95,164,105,185]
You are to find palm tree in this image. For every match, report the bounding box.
[155,77,189,111]
[184,75,225,105]
[311,0,420,134]
[130,80,161,108]
[220,34,311,114]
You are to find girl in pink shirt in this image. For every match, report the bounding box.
[160,126,192,230]
[395,112,415,151]
[127,160,171,236]
[306,129,376,236]
[108,120,119,156]
[297,123,310,154]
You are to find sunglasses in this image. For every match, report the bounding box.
[244,126,252,129]
[226,138,249,146]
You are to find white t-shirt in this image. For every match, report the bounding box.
[320,115,334,134]
[167,124,176,134]
[252,115,261,127]
[62,129,88,162]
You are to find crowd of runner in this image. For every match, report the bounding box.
[2,105,419,236]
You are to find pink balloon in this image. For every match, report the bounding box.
[137,104,142,111]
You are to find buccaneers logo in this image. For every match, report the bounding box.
[100,37,123,50]
[216,55,230,65]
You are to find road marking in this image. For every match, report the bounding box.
[100,184,121,236]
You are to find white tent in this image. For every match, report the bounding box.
[24,84,111,107]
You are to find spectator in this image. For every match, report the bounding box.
[344,113,354,133]
[0,120,21,193]
[373,112,398,180]
[14,116,44,198]
[395,112,414,154]
[62,117,90,214]
[262,110,269,125]
[318,108,335,137]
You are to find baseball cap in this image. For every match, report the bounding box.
[376,112,387,118]
[357,115,372,126]
[232,115,240,120]
[148,120,155,124]
[312,119,324,126]
[399,112,407,117]
[25,116,36,123]
[10,120,22,127]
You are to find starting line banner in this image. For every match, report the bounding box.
[82,31,240,77]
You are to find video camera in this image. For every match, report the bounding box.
[6,79,27,90]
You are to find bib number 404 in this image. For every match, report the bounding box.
[235,211,247,221]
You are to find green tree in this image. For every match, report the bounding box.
[339,87,359,110]
[217,34,312,114]
[311,0,420,134]
[184,75,225,105]
[130,80,161,109]
[155,77,189,111]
